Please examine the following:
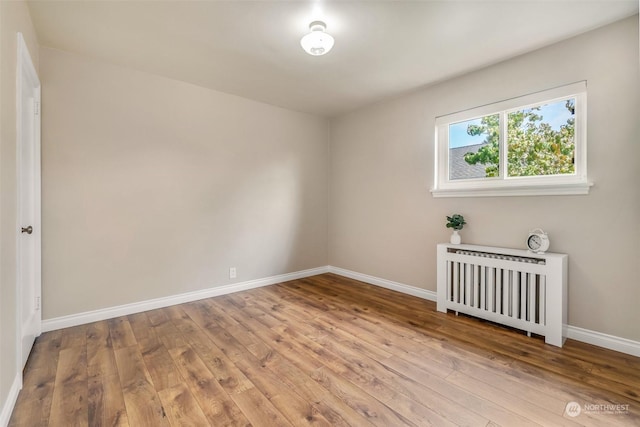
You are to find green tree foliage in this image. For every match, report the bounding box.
[463,100,575,177]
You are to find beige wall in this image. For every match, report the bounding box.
[329,16,640,341]
[0,0,39,416]
[40,47,328,319]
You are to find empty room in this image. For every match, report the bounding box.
[1,0,639,426]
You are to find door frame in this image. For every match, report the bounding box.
[16,32,41,376]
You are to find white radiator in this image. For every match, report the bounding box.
[437,243,567,347]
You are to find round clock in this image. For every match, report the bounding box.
[527,229,549,253]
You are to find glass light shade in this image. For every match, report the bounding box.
[300,22,334,56]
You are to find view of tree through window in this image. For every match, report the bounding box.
[507,99,575,177]
[459,99,576,178]
[436,82,587,196]
[448,115,498,180]
[449,98,575,179]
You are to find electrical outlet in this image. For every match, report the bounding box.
[229,267,237,279]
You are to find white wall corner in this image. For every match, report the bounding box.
[328,266,640,358]
[41,266,330,332]
[0,373,21,427]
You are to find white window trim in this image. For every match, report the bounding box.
[431,81,592,198]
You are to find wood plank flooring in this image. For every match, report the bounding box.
[9,273,640,426]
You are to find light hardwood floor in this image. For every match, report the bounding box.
[9,273,640,426]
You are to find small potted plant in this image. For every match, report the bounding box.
[446,214,466,244]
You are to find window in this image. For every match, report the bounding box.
[432,82,590,197]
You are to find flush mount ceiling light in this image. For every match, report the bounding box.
[300,21,334,56]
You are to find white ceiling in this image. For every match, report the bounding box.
[27,1,638,117]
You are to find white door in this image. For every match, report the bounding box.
[16,32,41,370]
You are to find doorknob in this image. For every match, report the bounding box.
[21,226,33,234]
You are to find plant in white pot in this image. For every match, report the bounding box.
[446,214,466,244]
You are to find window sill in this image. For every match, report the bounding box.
[431,181,593,198]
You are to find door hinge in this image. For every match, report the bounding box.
[34,101,40,116]
[35,296,40,311]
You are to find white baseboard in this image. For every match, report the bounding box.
[328,266,437,302]
[40,264,640,358]
[328,266,640,358]
[0,373,21,427]
[42,266,329,332]
[564,325,640,358]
